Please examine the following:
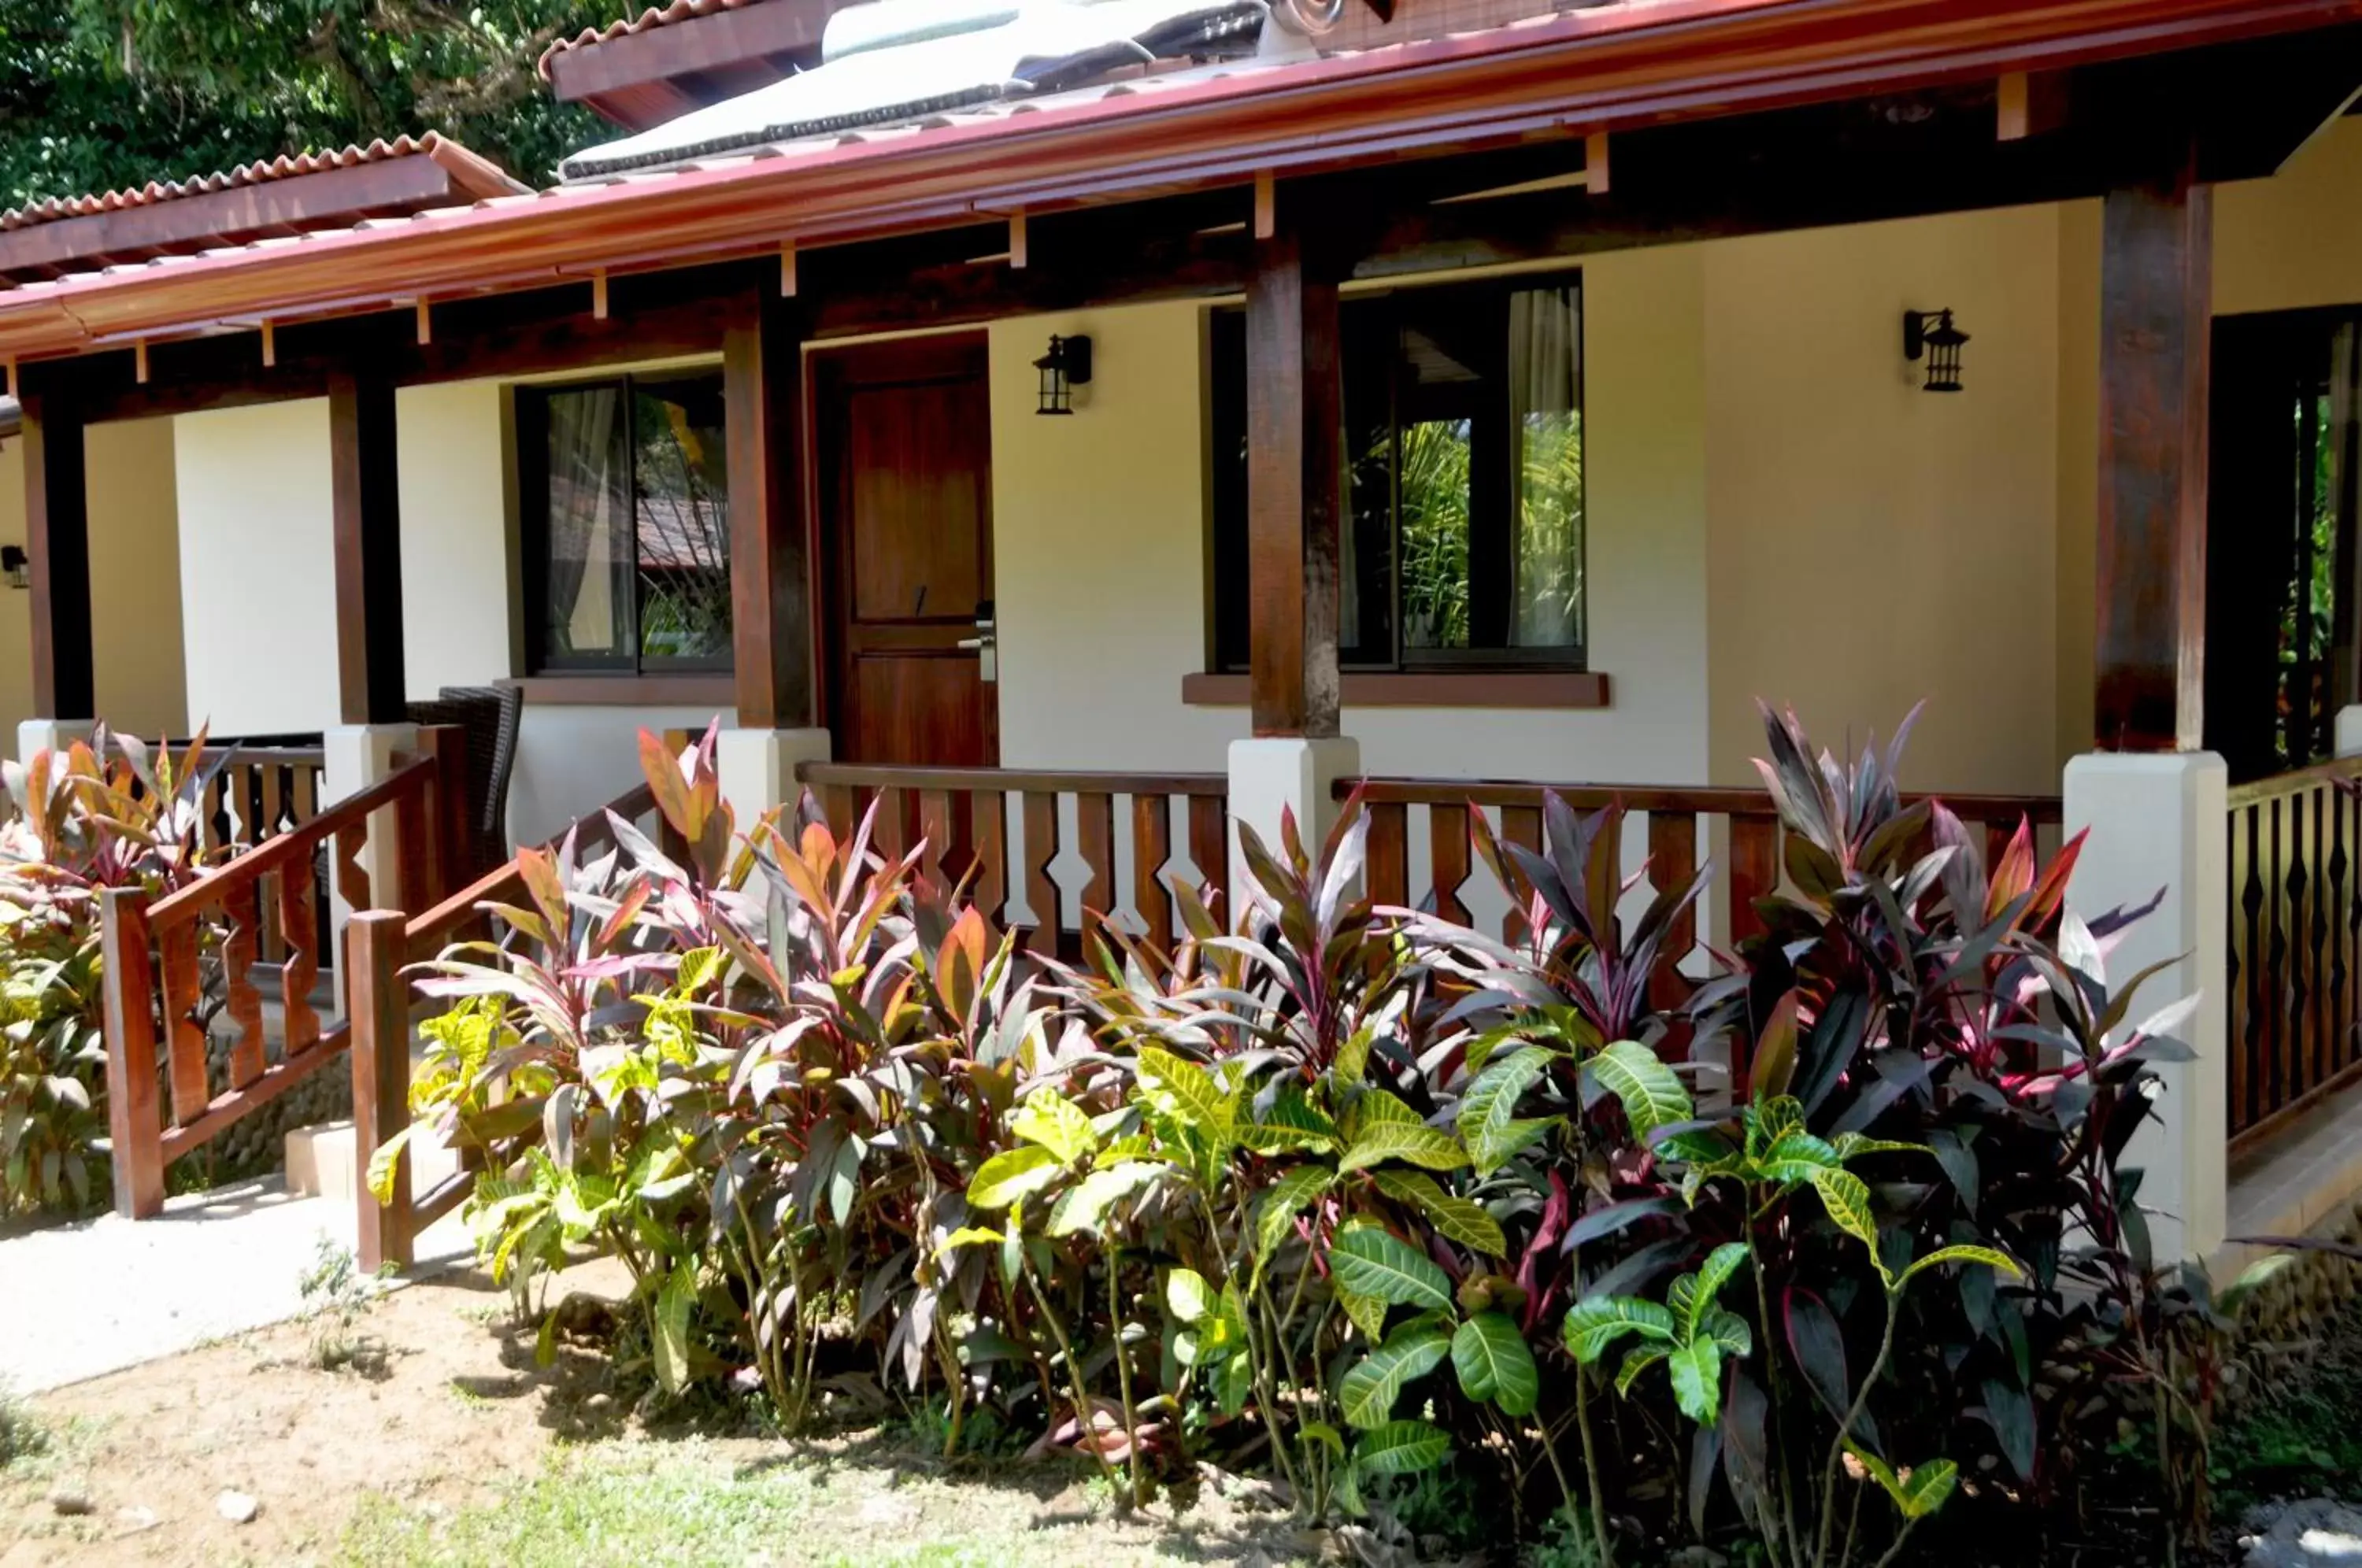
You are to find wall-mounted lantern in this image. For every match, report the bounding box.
[1033,334,1093,416]
[0,545,25,590]
[1903,309,1968,393]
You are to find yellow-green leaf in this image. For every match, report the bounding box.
[1370,1169,1505,1257]
[1328,1228,1454,1313]
[1339,1121,1469,1175]
[1339,1323,1451,1429]
[1010,1088,1098,1167]
[1450,1311,1538,1417]
[968,1145,1063,1211]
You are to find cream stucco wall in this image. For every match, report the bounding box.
[397,381,516,700]
[1702,204,2064,794]
[2216,116,2362,318]
[0,440,28,747]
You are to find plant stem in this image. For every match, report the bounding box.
[1868,1514,1925,1568]
[1746,1220,1799,1568]
[1572,1363,1618,1568]
[1816,1291,1899,1568]
[1024,1259,1127,1505]
[1107,1248,1146,1509]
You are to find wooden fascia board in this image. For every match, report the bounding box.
[0,157,461,282]
[1,0,2356,362]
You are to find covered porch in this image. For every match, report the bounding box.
[6,0,2362,1260]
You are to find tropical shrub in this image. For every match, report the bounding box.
[0,729,229,1217]
[396,710,2228,1563]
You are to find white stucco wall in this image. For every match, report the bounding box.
[397,380,516,700]
[0,439,28,749]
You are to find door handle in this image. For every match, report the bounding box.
[959,611,998,684]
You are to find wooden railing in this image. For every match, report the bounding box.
[99,734,466,1219]
[796,764,1230,953]
[193,741,328,861]
[1346,777,2060,1083]
[352,772,679,1270]
[2227,756,2362,1156]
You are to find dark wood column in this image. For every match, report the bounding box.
[21,391,94,721]
[329,369,407,726]
[2094,160,2212,753]
[1245,215,1343,740]
[722,290,816,729]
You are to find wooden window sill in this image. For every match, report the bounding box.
[504,674,736,708]
[1179,671,1610,709]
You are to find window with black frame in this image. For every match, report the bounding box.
[1209,274,1585,673]
[519,372,733,674]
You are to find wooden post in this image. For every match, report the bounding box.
[2095,157,2212,753]
[21,390,94,721]
[350,910,414,1272]
[421,724,472,900]
[1244,212,1343,739]
[99,887,165,1218]
[722,292,816,730]
[329,369,406,727]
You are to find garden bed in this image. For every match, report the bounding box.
[0,1260,1325,1567]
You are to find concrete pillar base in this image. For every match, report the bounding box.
[2336,705,2362,760]
[1226,735,1361,922]
[17,718,97,767]
[2062,749,2227,1263]
[716,727,833,830]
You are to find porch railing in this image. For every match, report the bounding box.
[795,764,1230,952]
[2226,755,2362,1156]
[99,733,466,1219]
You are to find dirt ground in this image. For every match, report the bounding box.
[0,1261,1324,1568]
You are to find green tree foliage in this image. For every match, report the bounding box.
[0,1,616,209]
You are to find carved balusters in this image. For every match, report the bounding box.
[157,921,209,1126]
[1646,812,1699,1019]
[220,878,266,1089]
[1132,794,1173,952]
[1022,793,1061,957]
[917,790,953,893]
[972,792,1009,926]
[334,819,372,915]
[280,860,322,1056]
[1365,801,1408,908]
[1428,804,1471,926]
[1075,792,1115,935]
[1188,795,1231,925]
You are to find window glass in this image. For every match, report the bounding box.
[1509,285,1584,651]
[527,372,731,674]
[631,377,732,664]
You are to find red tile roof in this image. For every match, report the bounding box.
[539,0,779,79]
[0,135,527,233]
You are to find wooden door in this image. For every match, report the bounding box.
[815,335,997,766]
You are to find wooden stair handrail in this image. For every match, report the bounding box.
[144,756,439,930]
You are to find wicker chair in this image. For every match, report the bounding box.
[403,685,524,881]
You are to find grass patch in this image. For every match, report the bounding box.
[0,1385,45,1469]
[2214,1289,2362,1516]
[340,1440,817,1567]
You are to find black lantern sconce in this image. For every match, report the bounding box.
[1903,309,1968,393]
[0,545,25,590]
[1033,334,1093,416]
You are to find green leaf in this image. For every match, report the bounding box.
[1298,1421,1348,1459]
[1460,1046,1553,1176]
[1339,1119,1470,1175]
[1667,1336,1723,1423]
[1683,1243,1751,1339]
[1561,1296,1676,1365]
[1254,1166,1335,1263]
[1590,1040,1692,1141]
[1615,1344,1667,1398]
[1810,1167,1879,1263]
[1895,1457,1960,1519]
[1831,1132,1928,1163]
[1333,1023,1375,1086]
[1371,1169,1505,1257]
[1338,1285,1389,1344]
[363,1126,414,1207]
[1340,1323,1453,1429]
[967,1145,1064,1211]
[1756,1130,1840,1184]
[937,1225,1004,1258]
[1328,1228,1454,1313]
[1848,1440,1901,1503]
[1749,1094,1805,1156]
[1450,1311,1538,1417]
[1346,1088,1423,1133]
[1167,1267,1213,1324]
[1897,1244,2022,1289]
[1010,1089,1097,1167]
[653,1261,694,1395]
[1135,1047,1235,1136]
[1352,1419,1452,1477]
[1046,1162,1161,1236]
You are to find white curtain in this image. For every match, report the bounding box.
[1508,286,1583,649]
[544,386,627,656]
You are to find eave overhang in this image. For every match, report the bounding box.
[2,0,2355,366]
